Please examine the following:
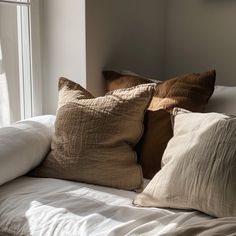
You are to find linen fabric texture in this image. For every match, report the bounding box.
[104,70,216,179]
[134,108,236,218]
[0,176,212,236]
[31,78,154,190]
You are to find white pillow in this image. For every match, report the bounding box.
[206,85,236,115]
[134,108,236,217]
[0,115,55,186]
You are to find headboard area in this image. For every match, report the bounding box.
[86,0,236,96]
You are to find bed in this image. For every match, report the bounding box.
[0,78,236,235]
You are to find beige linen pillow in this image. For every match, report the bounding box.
[31,78,154,191]
[134,108,236,217]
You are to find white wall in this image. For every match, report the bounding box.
[165,0,236,85]
[40,0,86,114]
[40,0,236,114]
[86,0,167,96]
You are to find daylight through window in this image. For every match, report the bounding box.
[0,0,32,127]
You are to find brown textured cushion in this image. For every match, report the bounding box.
[31,78,154,190]
[104,70,216,179]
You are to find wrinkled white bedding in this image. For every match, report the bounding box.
[0,177,212,236]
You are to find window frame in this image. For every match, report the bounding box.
[0,0,42,121]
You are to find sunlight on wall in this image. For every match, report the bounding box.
[0,40,10,127]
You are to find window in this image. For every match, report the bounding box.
[0,0,34,127]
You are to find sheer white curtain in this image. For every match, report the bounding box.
[0,41,10,127]
[0,0,33,127]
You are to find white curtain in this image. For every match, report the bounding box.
[0,41,10,127]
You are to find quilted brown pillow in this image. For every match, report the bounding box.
[104,70,216,179]
[31,78,154,190]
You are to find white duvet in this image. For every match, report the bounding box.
[0,177,212,236]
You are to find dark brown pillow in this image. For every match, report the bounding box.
[103,71,158,92]
[104,70,216,179]
[135,109,173,179]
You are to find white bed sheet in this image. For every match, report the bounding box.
[0,177,212,236]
